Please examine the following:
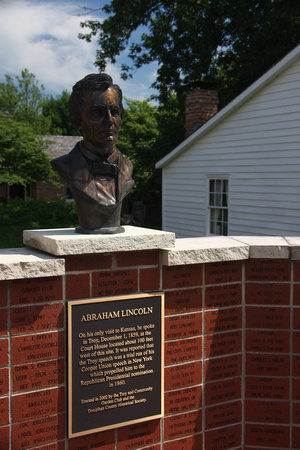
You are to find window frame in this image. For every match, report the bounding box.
[206,176,230,236]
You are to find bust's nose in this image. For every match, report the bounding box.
[103,108,113,126]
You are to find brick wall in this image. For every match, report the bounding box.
[185,89,219,138]
[0,237,299,449]
[35,181,66,201]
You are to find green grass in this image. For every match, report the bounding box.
[0,199,78,248]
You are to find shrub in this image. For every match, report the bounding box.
[0,199,78,248]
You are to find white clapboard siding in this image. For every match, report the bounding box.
[160,47,300,238]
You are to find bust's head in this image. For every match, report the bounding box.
[69,74,124,156]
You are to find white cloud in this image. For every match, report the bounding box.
[0,0,158,100]
[0,0,101,93]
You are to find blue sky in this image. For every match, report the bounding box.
[0,0,158,100]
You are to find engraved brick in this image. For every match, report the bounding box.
[163,433,203,450]
[11,302,64,335]
[165,337,202,365]
[294,260,300,282]
[204,424,241,449]
[12,412,65,449]
[0,396,9,425]
[0,338,8,367]
[66,273,90,300]
[245,399,290,424]
[139,267,160,292]
[12,331,64,365]
[11,276,62,305]
[0,367,8,396]
[246,306,290,329]
[205,307,242,334]
[165,385,202,415]
[68,429,115,450]
[165,288,202,315]
[117,419,160,450]
[293,355,300,377]
[92,269,138,297]
[0,280,7,307]
[65,253,112,272]
[205,330,241,358]
[0,426,9,449]
[163,265,202,290]
[205,354,242,382]
[244,448,277,450]
[246,354,290,377]
[0,309,7,336]
[205,283,241,308]
[205,400,241,430]
[293,403,300,425]
[116,250,159,267]
[245,376,290,400]
[12,387,65,421]
[164,410,202,440]
[205,377,241,405]
[292,426,300,449]
[245,260,291,282]
[246,330,290,353]
[245,423,289,448]
[205,261,242,285]
[246,283,290,305]
[294,308,300,330]
[294,284,300,305]
[33,443,65,450]
[165,312,202,341]
[164,361,202,391]
[12,358,64,392]
[293,379,300,401]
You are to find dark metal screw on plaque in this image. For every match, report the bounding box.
[51,74,134,234]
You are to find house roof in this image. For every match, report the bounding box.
[156,44,300,169]
[41,135,81,159]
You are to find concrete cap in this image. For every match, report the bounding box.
[0,247,65,280]
[23,226,176,256]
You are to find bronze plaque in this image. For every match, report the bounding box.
[68,293,164,437]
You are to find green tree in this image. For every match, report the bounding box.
[79,0,300,105]
[117,99,159,203]
[0,115,59,189]
[42,90,80,136]
[117,96,184,219]
[0,69,51,133]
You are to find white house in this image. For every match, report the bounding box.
[156,45,300,238]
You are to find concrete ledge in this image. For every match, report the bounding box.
[231,236,290,259]
[284,237,300,260]
[162,236,250,266]
[0,248,65,280]
[23,226,176,256]
[161,236,298,266]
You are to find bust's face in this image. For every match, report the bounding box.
[80,87,122,156]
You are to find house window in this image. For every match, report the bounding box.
[209,179,228,235]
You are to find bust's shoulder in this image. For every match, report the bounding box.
[51,142,82,169]
[116,149,133,171]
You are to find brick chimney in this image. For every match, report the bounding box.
[185,88,219,138]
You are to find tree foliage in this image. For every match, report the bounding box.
[42,90,80,136]
[117,96,184,207]
[117,98,159,202]
[0,116,58,186]
[0,69,51,133]
[79,0,300,105]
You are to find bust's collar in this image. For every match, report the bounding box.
[79,141,118,165]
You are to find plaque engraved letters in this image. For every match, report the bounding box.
[68,293,164,437]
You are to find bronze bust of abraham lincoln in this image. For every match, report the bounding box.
[51,74,134,234]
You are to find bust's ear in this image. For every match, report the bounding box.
[76,119,83,132]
